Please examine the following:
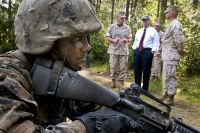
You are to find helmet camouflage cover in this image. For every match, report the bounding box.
[14,0,102,54]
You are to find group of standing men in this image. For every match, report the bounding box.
[106,5,184,106]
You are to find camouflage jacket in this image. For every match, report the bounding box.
[161,19,184,61]
[0,50,96,133]
[106,23,131,55]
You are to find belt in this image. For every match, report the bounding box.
[143,48,152,50]
[135,48,152,51]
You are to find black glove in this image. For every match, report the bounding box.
[77,108,139,133]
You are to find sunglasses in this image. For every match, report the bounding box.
[142,20,149,22]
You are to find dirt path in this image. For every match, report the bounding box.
[79,69,200,129]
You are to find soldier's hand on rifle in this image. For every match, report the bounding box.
[77,108,139,133]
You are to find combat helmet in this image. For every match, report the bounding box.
[14,0,102,54]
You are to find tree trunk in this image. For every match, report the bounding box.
[99,0,101,11]
[131,0,138,18]
[8,0,13,44]
[96,0,99,12]
[111,0,115,24]
[125,0,130,20]
[170,0,174,5]
[160,0,167,25]
[157,0,160,19]
[130,0,133,12]
[192,0,199,5]
[95,0,101,12]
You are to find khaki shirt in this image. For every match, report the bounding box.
[0,50,86,133]
[106,23,131,55]
[161,19,184,61]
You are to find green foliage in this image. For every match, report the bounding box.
[0,43,16,53]
[89,30,109,63]
[184,42,200,75]
[127,49,133,69]
[0,1,21,53]
[149,78,163,95]
[89,6,110,63]
[178,75,200,103]
[179,2,200,75]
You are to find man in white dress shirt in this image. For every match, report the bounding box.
[132,16,159,91]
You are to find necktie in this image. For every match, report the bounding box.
[138,28,146,51]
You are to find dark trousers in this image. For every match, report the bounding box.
[133,48,153,91]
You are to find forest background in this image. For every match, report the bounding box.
[0,0,200,128]
[2,0,199,91]
[2,0,199,75]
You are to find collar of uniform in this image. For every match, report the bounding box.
[143,26,150,30]
[170,18,177,24]
[117,23,124,27]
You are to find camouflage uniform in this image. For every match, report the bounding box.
[0,50,94,132]
[106,23,131,82]
[161,19,184,96]
[151,31,164,79]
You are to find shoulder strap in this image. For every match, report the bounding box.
[31,57,64,96]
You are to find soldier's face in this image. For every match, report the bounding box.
[55,34,91,71]
[116,17,125,25]
[165,11,171,20]
[165,10,176,20]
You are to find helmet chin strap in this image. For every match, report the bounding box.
[31,57,64,96]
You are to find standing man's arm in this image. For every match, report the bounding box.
[106,36,120,44]
[123,34,132,47]
[123,26,132,47]
[158,32,164,52]
[106,25,119,44]
[127,26,133,46]
[132,31,139,50]
[152,30,160,52]
[172,26,184,55]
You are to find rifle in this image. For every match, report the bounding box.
[117,83,200,133]
[31,60,200,133]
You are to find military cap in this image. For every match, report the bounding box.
[142,16,150,21]
[164,5,179,13]
[116,12,126,18]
